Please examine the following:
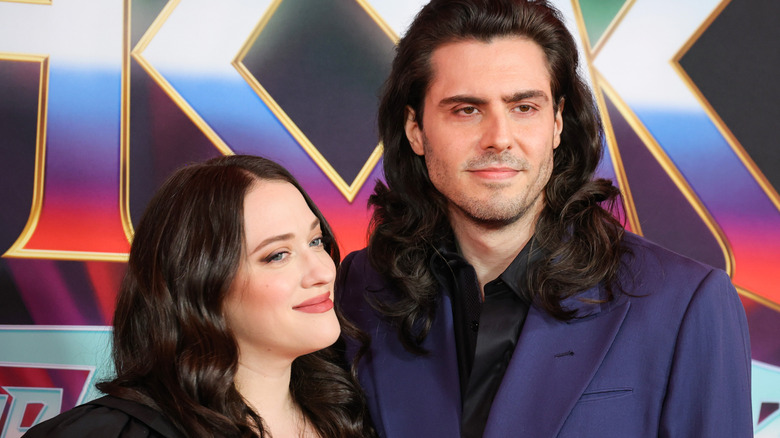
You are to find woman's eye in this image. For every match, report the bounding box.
[310,237,324,248]
[266,251,288,263]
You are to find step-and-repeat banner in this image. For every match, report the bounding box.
[1,0,778,436]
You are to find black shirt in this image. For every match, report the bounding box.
[430,239,537,438]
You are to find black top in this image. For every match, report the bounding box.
[23,395,184,438]
[431,239,537,438]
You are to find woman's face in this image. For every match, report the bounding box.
[224,180,340,368]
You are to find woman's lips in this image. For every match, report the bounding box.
[293,292,334,313]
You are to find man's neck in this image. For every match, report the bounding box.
[449,209,538,294]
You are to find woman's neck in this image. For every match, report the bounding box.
[234,359,319,437]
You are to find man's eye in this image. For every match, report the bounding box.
[457,106,478,115]
[516,105,532,113]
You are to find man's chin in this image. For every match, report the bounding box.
[449,203,527,230]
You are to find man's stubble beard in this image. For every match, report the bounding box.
[446,183,546,231]
[422,140,552,231]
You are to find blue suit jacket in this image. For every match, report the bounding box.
[337,233,752,437]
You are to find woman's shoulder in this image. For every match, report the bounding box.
[23,395,184,438]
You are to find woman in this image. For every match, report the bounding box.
[25,155,375,437]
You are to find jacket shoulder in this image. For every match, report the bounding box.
[337,249,387,297]
[23,395,182,438]
[614,233,742,326]
[336,248,393,328]
[619,232,726,288]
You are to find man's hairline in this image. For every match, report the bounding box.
[411,35,561,127]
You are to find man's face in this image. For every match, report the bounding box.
[405,36,563,227]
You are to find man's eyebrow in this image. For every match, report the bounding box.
[438,95,488,107]
[437,90,550,107]
[503,90,549,103]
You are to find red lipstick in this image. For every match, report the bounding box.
[293,292,334,313]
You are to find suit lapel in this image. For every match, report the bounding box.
[369,292,462,437]
[483,287,631,438]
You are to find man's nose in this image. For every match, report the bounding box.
[480,111,513,151]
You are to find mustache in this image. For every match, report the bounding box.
[464,151,528,171]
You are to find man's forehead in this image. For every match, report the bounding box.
[425,36,554,100]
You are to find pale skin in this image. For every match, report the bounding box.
[405,36,563,295]
[235,365,307,437]
[224,180,340,437]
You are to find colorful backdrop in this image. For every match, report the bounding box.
[1,0,778,436]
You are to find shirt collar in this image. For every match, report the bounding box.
[430,236,541,302]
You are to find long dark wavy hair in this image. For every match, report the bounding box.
[98,155,375,437]
[369,0,626,354]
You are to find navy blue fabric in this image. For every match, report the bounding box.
[336,232,753,438]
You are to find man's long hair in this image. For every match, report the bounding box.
[98,155,375,437]
[368,0,625,354]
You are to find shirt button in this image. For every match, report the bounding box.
[470,321,479,332]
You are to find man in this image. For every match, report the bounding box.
[336,0,753,437]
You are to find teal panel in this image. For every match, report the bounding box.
[578,0,629,48]
[0,326,114,402]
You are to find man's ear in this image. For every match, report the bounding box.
[553,98,564,150]
[405,106,425,156]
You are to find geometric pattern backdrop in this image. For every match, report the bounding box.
[0,0,777,436]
